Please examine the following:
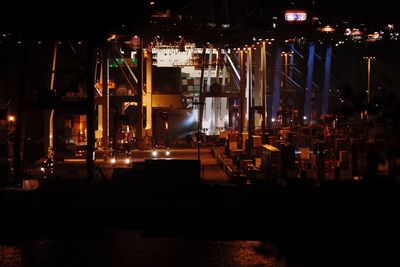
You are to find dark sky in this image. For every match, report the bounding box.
[0,0,398,35]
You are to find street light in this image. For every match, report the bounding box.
[363,56,375,119]
[363,56,375,103]
[281,51,293,90]
[193,101,204,161]
[280,51,294,126]
[8,115,15,123]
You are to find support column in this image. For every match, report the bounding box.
[222,51,227,87]
[86,40,96,180]
[213,48,220,134]
[136,49,143,140]
[203,46,213,133]
[221,51,228,131]
[13,41,28,183]
[261,41,267,132]
[48,41,57,159]
[253,44,262,132]
[198,47,206,161]
[289,43,295,80]
[266,45,276,128]
[304,42,315,125]
[247,48,254,156]
[240,50,246,135]
[144,50,153,144]
[199,48,206,130]
[271,47,282,124]
[321,44,332,117]
[207,46,213,90]
[101,47,109,149]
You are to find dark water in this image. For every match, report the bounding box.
[1,231,399,267]
[0,231,281,267]
[1,181,399,266]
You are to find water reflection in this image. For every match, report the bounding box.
[1,234,398,267]
[98,231,278,266]
[1,232,279,267]
[0,244,22,267]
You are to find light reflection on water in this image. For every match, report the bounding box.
[0,231,282,267]
[2,233,397,267]
[0,244,22,267]
[97,231,281,267]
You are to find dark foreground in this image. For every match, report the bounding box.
[1,176,399,266]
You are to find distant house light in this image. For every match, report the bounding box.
[366,32,381,42]
[350,29,363,40]
[321,25,335,33]
[386,24,394,31]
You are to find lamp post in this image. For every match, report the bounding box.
[161,112,169,147]
[193,101,204,161]
[5,114,15,180]
[281,51,293,126]
[281,51,293,91]
[363,56,375,103]
[363,56,375,118]
[8,115,15,123]
[195,47,207,162]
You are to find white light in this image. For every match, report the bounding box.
[8,115,15,122]
[125,158,130,164]
[40,167,45,172]
[303,116,307,120]
[152,150,158,157]
[111,158,116,164]
[165,150,170,157]
[271,118,276,122]
[285,11,307,22]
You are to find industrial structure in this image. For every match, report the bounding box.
[1,0,399,183]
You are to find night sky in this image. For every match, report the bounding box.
[1,0,398,36]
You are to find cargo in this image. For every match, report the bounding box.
[252,135,263,147]
[228,133,238,141]
[219,131,228,139]
[229,141,237,151]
